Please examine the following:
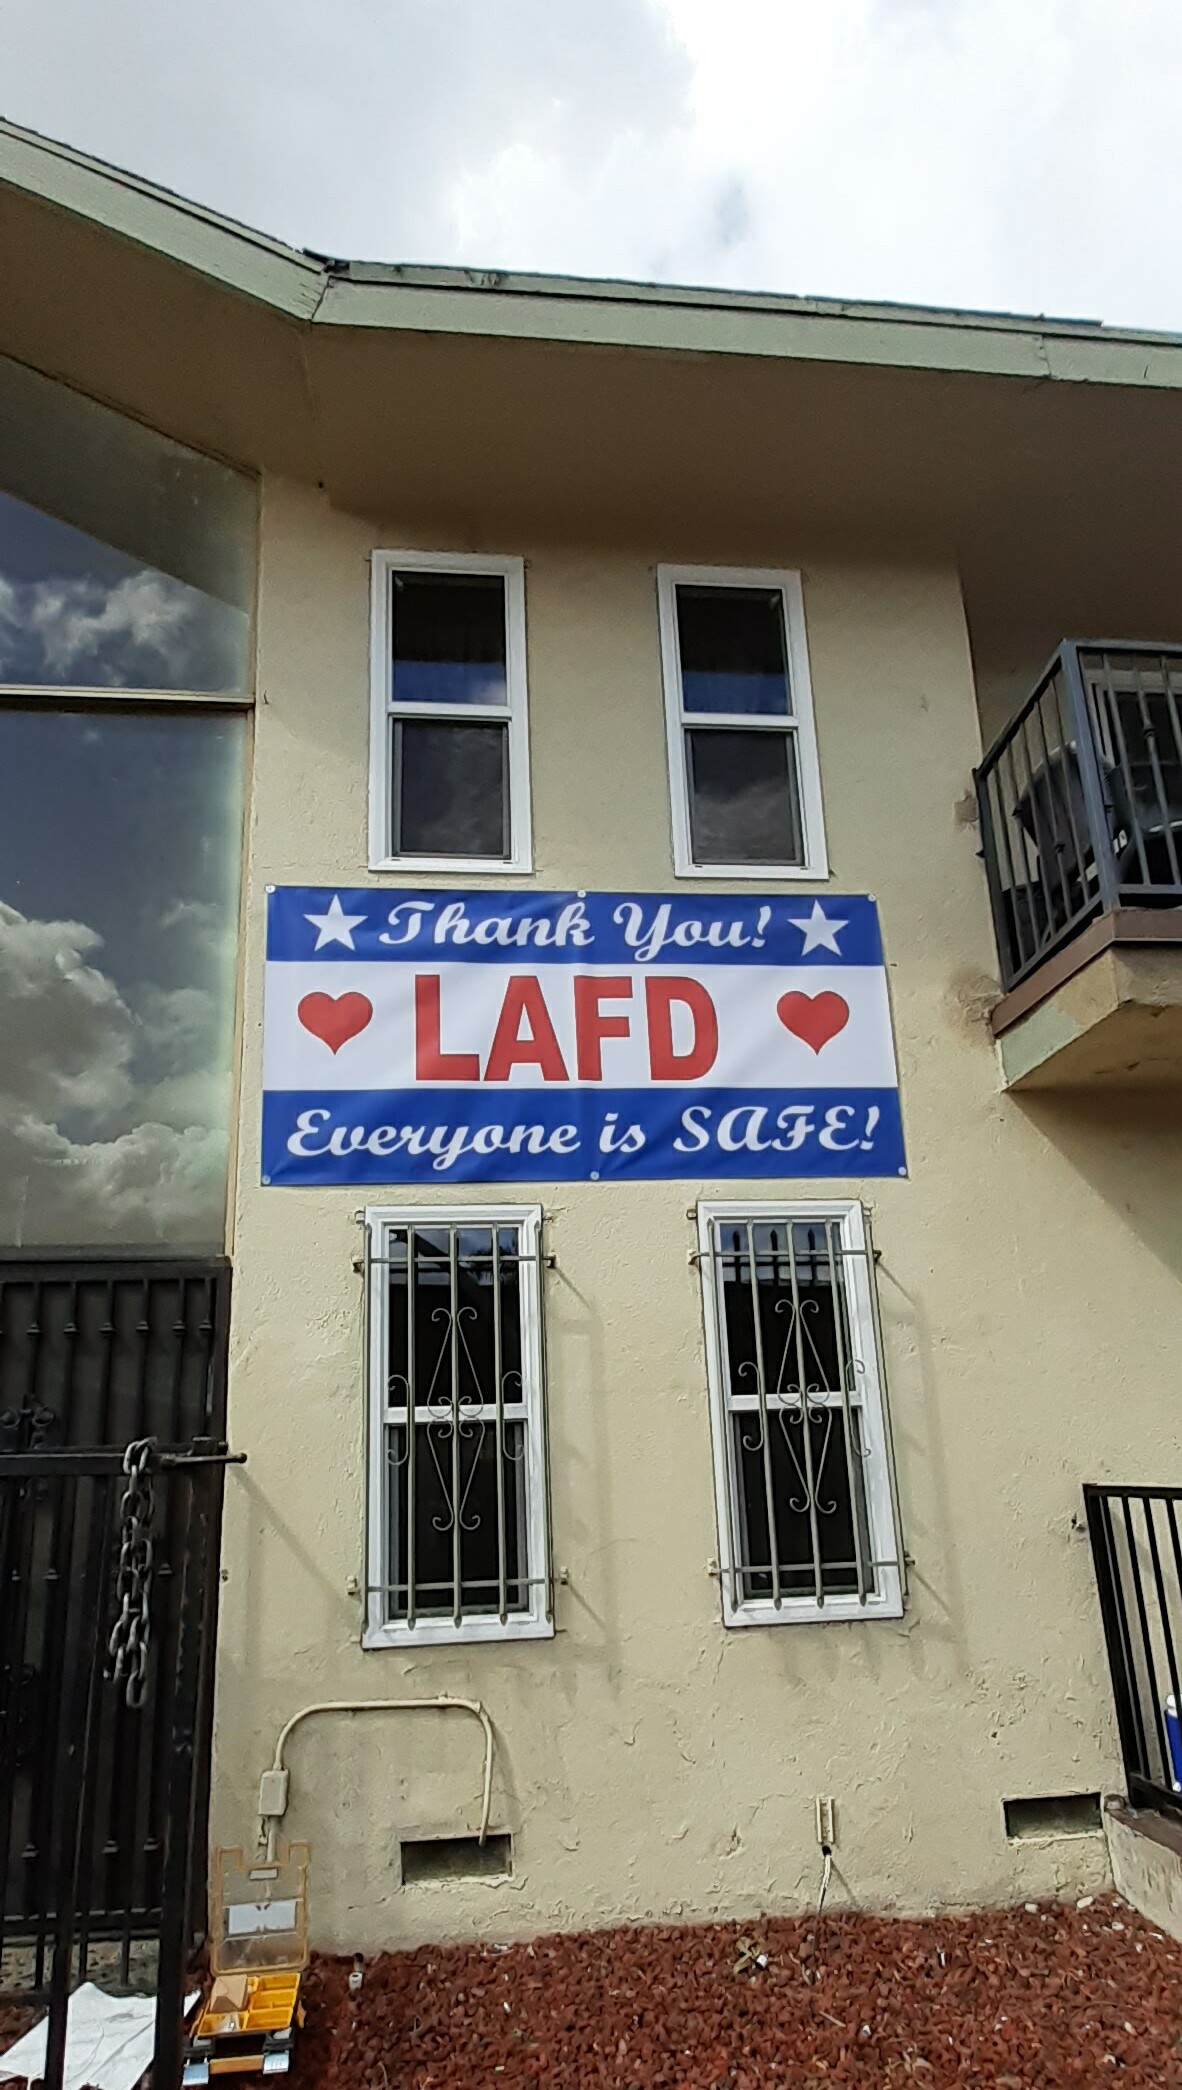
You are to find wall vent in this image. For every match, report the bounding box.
[400,1834,512,1883]
[1003,1793,1103,1840]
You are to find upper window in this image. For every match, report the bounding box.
[0,356,254,1253]
[697,1201,903,1627]
[364,1207,553,1647]
[658,566,827,878]
[369,552,532,871]
[0,353,253,695]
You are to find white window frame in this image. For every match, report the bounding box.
[697,1199,903,1628]
[657,564,828,880]
[368,550,533,874]
[363,1203,553,1648]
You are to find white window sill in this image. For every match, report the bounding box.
[363,1614,555,1650]
[673,861,831,882]
[721,1587,904,1629]
[368,856,535,877]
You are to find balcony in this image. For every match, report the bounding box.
[975,643,1182,1088]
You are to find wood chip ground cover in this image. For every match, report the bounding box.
[2,1898,1178,2087]
[285,1897,1182,2088]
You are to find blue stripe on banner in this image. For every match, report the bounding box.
[261,1087,906,1185]
[267,888,884,968]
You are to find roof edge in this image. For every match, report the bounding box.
[5,115,1182,390]
[0,115,324,320]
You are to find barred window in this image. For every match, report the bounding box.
[364,1208,552,1647]
[697,1201,903,1626]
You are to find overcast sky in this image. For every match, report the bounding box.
[4,0,1182,330]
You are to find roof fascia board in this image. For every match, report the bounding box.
[0,118,324,321]
[315,275,1182,390]
[6,116,1182,393]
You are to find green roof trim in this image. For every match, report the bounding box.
[5,114,1182,389]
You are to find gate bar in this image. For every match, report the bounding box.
[154,1464,212,2090]
[44,1474,112,2090]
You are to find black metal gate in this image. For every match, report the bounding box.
[0,1260,237,2090]
[1085,1482,1182,1818]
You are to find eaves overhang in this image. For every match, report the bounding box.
[6,114,1182,394]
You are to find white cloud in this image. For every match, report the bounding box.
[0,902,230,1248]
[0,568,204,686]
[138,982,220,1063]
[0,1111,230,1250]
[0,901,134,1118]
[2,0,1182,327]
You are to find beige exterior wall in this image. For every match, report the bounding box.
[212,473,1182,1952]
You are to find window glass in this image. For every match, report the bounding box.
[676,585,791,717]
[0,707,246,1250]
[373,556,528,870]
[394,719,508,859]
[714,1215,871,1605]
[390,572,507,708]
[0,353,253,693]
[733,1408,867,1601]
[719,1222,852,1397]
[374,1218,545,1637]
[391,1421,529,1619]
[700,1205,903,1623]
[687,727,803,865]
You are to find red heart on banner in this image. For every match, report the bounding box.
[298,991,373,1053]
[776,989,849,1053]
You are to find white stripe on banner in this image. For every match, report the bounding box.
[262,959,896,1092]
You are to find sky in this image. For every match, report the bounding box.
[3,0,1182,332]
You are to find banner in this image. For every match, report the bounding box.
[261,889,904,1184]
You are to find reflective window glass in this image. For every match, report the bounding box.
[390,572,507,708]
[0,707,246,1251]
[686,727,803,865]
[392,719,509,859]
[676,585,791,717]
[0,354,253,693]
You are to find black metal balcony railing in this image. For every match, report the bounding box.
[975,643,1182,992]
[1085,1485,1182,1818]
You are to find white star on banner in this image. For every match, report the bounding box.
[304,893,367,950]
[788,900,848,955]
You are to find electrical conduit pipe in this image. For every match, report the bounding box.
[257,1695,495,1862]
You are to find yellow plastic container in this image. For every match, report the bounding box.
[183,1845,310,2084]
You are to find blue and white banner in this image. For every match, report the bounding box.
[261,889,905,1184]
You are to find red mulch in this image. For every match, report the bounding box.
[0,2003,37,2052]
[288,1897,1182,2090]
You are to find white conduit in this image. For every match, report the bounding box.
[260,1694,495,1862]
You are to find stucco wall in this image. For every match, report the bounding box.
[212,475,1182,1950]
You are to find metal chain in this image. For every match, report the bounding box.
[107,1437,157,1710]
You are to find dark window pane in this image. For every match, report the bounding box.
[385,1222,529,1623]
[716,1216,871,1604]
[717,1222,852,1402]
[676,585,790,716]
[0,353,253,693]
[394,719,508,858]
[391,572,507,708]
[0,707,245,1250]
[390,1419,527,1619]
[387,1227,523,1411]
[733,1407,870,1601]
[687,727,802,865]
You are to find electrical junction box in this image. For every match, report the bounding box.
[182,1843,310,2085]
